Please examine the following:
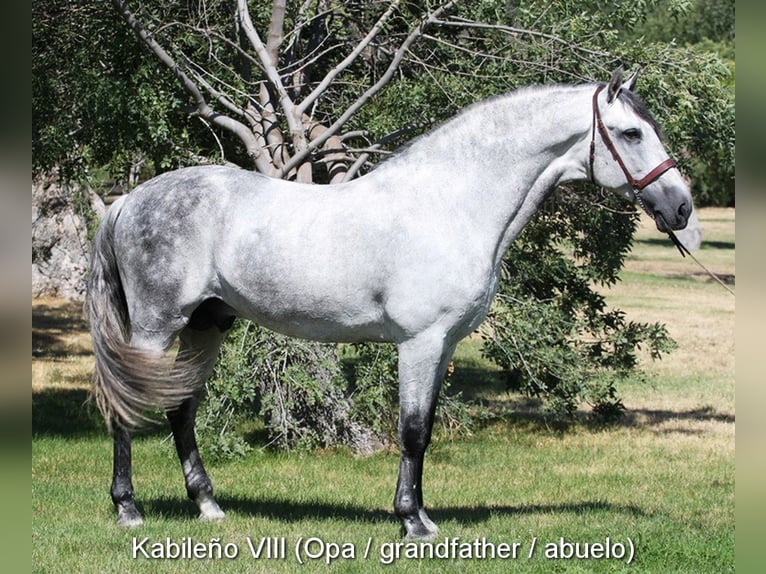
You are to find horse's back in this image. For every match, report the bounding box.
[108,166,389,340]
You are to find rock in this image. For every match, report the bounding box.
[32,172,105,301]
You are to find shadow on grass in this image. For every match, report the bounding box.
[32,387,169,439]
[33,387,103,436]
[622,407,735,434]
[138,495,647,525]
[32,380,733,442]
[32,301,91,359]
[447,366,507,401]
[466,401,736,437]
[673,272,735,285]
[635,237,735,251]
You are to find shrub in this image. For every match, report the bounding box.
[480,186,677,420]
[197,321,380,458]
[198,324,483,459]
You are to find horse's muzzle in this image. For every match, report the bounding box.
[653,201,690,233]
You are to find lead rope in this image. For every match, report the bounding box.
[640,196,734,296]
[665,227,735,296]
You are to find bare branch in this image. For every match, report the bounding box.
[434,16,612,60]
[305,118,350,183]
[110,0,275,175]
[197,117,226,162]
[283,40,347,84]
[266,0,286,63]
[279,0,461,179]
[343,121,431,182]
[297,0,402,115]
[237,0,311,181]
[183,59,271,158]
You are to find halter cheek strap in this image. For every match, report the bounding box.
[588,86,676,193]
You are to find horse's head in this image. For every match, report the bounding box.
[590,68,691,232]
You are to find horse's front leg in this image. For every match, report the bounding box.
[394,332,457,539]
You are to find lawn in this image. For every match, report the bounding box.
[32,208,735,573]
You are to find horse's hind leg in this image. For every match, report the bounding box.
[109,321,180,527]
[112,427,142,526]
[110,322,225,526]
[167,323,229,522]
[394,330,457,539]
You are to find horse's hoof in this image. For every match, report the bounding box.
[402,511,439,540]
[197,496,226,522]
[116,507,144,528]
[405,528,438,541]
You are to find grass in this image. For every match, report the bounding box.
[32,208,734,573]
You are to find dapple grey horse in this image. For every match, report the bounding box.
[88,68,691,538]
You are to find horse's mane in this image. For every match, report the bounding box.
[379,81,663,167]
[379,84,554,164]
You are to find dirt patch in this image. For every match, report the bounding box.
[32,298,93,392]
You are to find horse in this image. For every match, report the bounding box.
[88,67,691,539]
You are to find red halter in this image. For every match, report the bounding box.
[588,85,676,192]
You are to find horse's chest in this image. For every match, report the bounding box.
[460,272,500,332]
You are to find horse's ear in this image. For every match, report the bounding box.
[606,66,624,103]
[621,67,641,93]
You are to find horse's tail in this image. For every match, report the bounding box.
[87,200,198,431]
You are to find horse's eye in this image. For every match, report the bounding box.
[623,128,642,141]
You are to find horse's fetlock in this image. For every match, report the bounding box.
[111,484,135,506]
[186,478,213,501]
[394,494,419,518]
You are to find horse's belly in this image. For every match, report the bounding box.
[218,270,393,343]
[234,297,392,343]
[251,313,391,343]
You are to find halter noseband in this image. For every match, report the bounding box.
[588,85,676,193]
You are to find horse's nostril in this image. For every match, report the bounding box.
[678,201,690,220]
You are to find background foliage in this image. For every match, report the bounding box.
[32,0,734,452]
[482,188,677,420]
[33,0,734,199]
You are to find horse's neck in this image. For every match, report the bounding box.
[369,85,593,264]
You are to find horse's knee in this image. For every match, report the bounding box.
[398,412,432,455]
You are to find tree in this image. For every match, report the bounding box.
[107,0,466,183]
[33,0,209,184]
[35,1,733,196]
[630,0,735,206]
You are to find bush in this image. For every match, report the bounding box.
[480,186,677,421]
[197,321,378,458]
[348,342,479,440]
[197,323,484,460]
